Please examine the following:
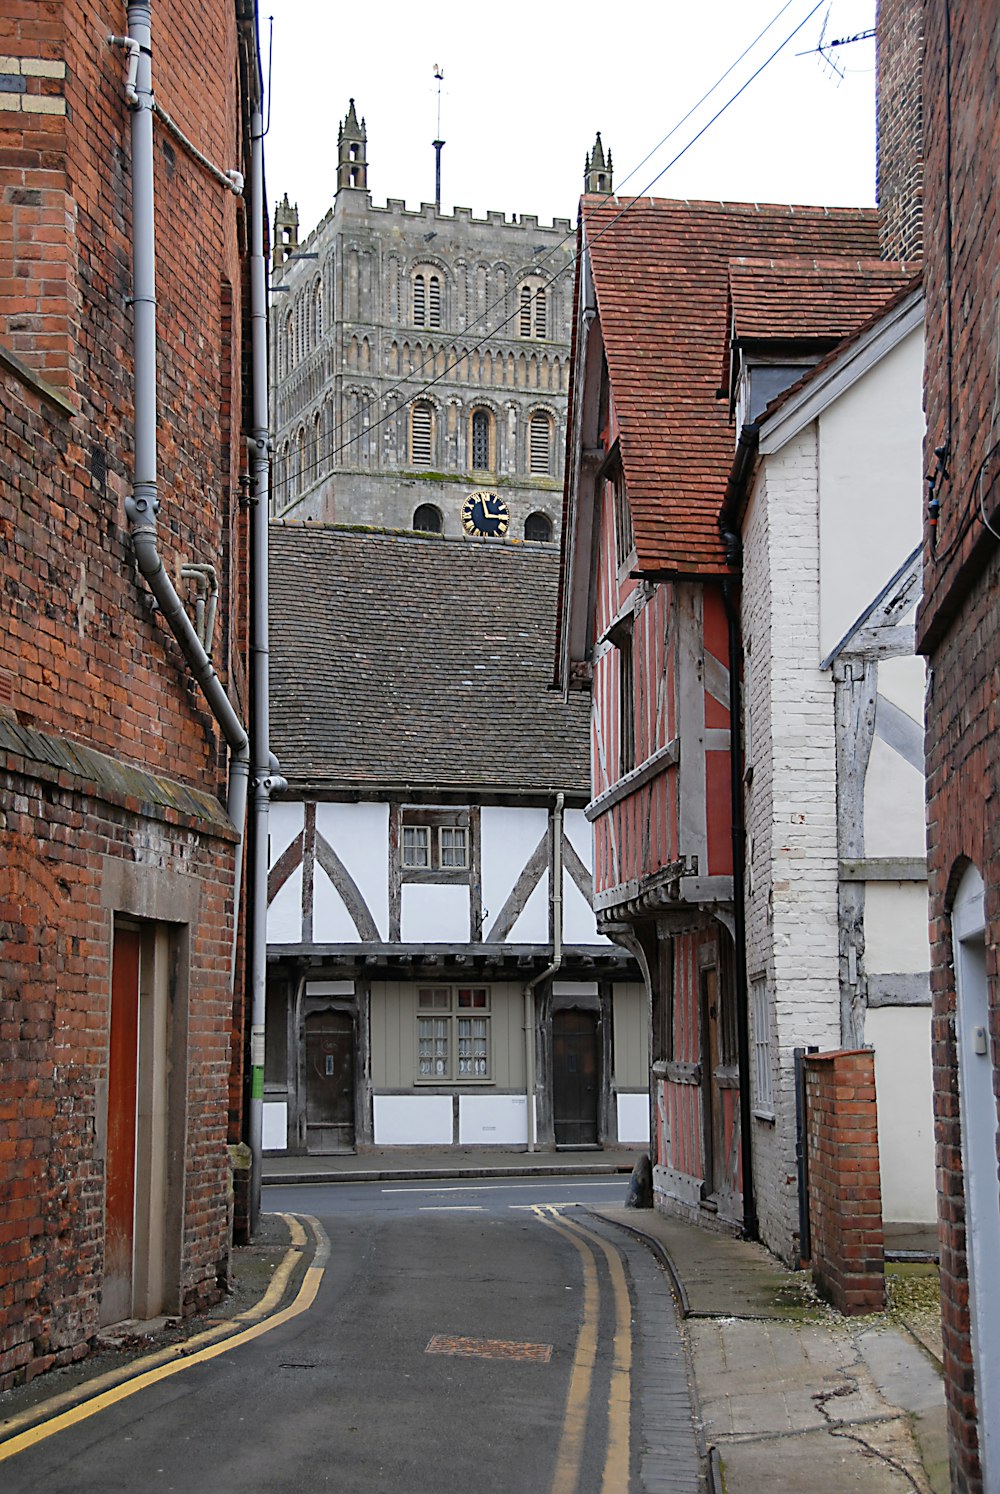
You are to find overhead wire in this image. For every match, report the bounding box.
[272,0,828,504]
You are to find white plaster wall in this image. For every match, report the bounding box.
[866,1005,936,1223]
[458,1093,528,1145]
[374,1095,452,1145]
[818,327,924,658]
[742,430,842,1264]
[312,863,362,943]
[315,802,389,938]
[864,882,932,973]
[877,648,925,723]
[267,864,303,944]
[617,1093,650,1144]
[864,737,927,859]
[508,873,549,944]
[564,809,593,868]
[562,873,603,944]
[268,800,304,865]
[400,882,470,943]
[262,1101,287,1151]
[481,805,548,936]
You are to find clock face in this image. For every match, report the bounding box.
[462,489,510,538]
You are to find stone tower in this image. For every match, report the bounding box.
[584,134,613,195]
[272,193,299,268]
[337,99,368,194]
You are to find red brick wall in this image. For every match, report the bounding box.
[875,0,924,261]
[804,1050,885,1315]
[915,3,1000,1489]
[0,0,256,1388]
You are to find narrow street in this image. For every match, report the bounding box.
[1,1180,702,1494]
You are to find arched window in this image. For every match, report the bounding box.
[529,411,553,475]
[413,503,443,533]
[518,278,547,339]
[313,278,323,342]
[524,511,553,542]
[285,311,295,371]
[470,407,493,471]
[312,411,322,480]
[410,401,434,465]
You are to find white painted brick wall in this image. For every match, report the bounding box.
[742,426,840,1263]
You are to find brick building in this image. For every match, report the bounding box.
[903,0,1000,1487]
[0,0,265,1385]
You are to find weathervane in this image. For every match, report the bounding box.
[432,63,445,211]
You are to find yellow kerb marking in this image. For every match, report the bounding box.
[535,1205,600,1494]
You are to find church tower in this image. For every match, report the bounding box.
[272,193,299,268]
[584,134,613,195]
[337,99,368,193]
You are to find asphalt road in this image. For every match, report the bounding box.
[3,1178,701,1494]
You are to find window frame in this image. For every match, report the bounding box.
[401,824,431,869]
[469,406,494,472]
[529,410,553,476]
[416,986,492,1083]
[410,400,434,466]
[751,976,775,1120]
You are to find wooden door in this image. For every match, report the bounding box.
[103,926,140,1326]
[304,1010,355,1152]
[700,968,725,1198]
[553,1009,599,1147]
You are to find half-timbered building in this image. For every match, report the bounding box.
[264,525,642,1154]
[558,196,881,1237]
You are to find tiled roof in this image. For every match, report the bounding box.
[729,256,919,343]
[269,525,590,794]
[579,195,882,575]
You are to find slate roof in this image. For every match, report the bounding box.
[269,525,591,795]
[728,256,918,344]
[578,195,881,576]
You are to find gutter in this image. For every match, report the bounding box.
[718,422,760,565]
[117,3,250,971]
[523,791,565,1152]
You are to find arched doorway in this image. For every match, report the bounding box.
[952,862,999,1484]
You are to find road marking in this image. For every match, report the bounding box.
[418,1205,484,1211]
[0,1214,329,1465]
[534,1206,600,1494]
[558,1214,633,1494]
[380,1181,622,1194]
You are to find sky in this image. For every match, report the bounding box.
[261,0,878,241]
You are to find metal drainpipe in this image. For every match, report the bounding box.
[121,0,250,978]
[247,99,285,1231]
[723,578,757,1240]
[524,792,564,1152]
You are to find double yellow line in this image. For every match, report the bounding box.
[0,1213,329,1465]
[534,1206,633,1494]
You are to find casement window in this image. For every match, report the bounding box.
[402,823,468,869]
[413,270,442,328]
[402,824,430,868]
[417,987,490,1081]
[619,626,635,774]
[529,411,553,475]
[524,511,553,542]
[518,279,547,339]
[410,401,434,465]
[751,977,774,1118]
[470,407,493,470]
[613,470,635,571]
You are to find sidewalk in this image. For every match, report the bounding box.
[592,1204,948,1494]
[262,1143,642,1185]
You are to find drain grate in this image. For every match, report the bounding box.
[425,1334,552,1363]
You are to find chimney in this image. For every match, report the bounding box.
[875,0,924,261]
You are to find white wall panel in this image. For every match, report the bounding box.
[401,882,470,943]
[267,864,303,944]
[262,1102,288,1151]
[458,1093,528,1145]
[312,862,362,943]
[866,1006,936,1223]
[315,802,389,939]
[508,873,549,944]
[268,800,304,866]
[617,1093,650,1144]
[864,736,926,859]
[564,808,593,868]
[864,882,932,973]
[481,806,548,932]
[562,872,606,944]
[374,1094,452,1145]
